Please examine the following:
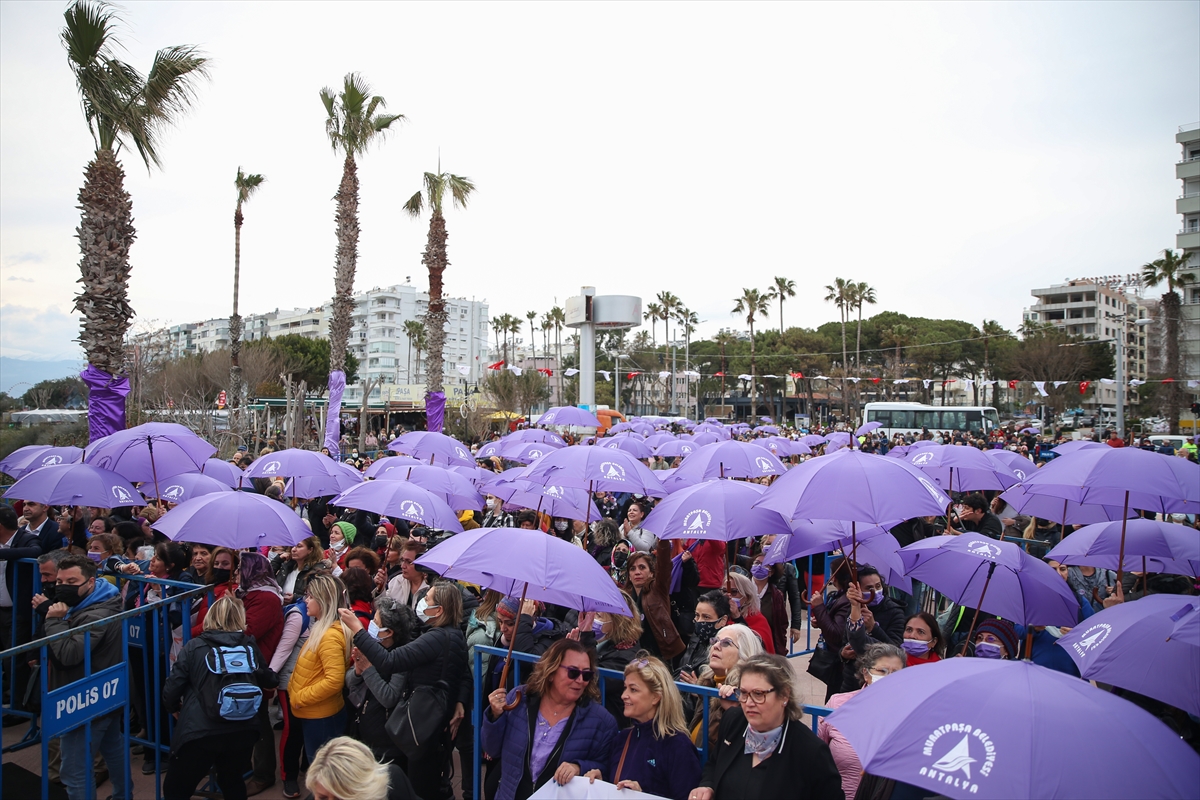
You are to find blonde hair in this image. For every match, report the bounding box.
[700,623,765,683]
[308,736,390,800]
[725,572,760,616]
[624,653,688,739]
[203,595,246,633]
[301,574,352,661]
[601,590,643,645]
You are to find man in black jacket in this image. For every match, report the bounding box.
[951,493,1003,539]
[0,505,41,712]
[18,500,64,554]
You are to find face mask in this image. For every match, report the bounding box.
[974,641,1004,659]
[211,568,231,585]
[693,621,719,643]
[612,551,628,569]
[331,540,346,552]
[866,670,889,685]
[866,589,885,606]
[367,621,388,641]
[901,639,930,656]
[730,597,741,611]
[751,564,770,581]
[591,619,605,638]
[87,551,105,563]
[55,582,88,607]
[416,597,433,622]
[554,521,568,531]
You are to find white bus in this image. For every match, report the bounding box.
[864,402,1000,438]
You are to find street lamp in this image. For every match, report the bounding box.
[1107,313,1153,438]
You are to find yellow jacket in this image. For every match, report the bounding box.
[288,624,349,719]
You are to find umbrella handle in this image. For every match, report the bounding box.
[958,562,997,657]
[497,581,530,713]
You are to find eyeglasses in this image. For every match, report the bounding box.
[560,666,595,682]
[711,638,739,651]
[737,687,776,705]
[399,558,414,566]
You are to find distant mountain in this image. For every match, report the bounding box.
[0,357,85,395]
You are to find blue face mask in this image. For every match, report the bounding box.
[367,621,386,640]
[974,641,1004,659]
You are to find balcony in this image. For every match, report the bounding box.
[1178,230,1200,250]
[1178,122,1200,143]
[1178,157,1200,181]
[1179,193,1200,216]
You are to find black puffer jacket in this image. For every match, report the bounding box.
[353,623,470,711]
[162,630,270,750]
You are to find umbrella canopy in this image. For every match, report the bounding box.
[373,464,483,510]
[900,535,1079,627]
[0,445,84,480]
[3,463,141,508]
[448,465,499,486]
[1021,447,1199,514]
[497,440,560,464]
[363,455,427,478]
[537,406,602,428]
[997,484,1136,526]
[84,422,216,484]
[799,434,827,446]
[644,433,676,448]
[826,658,1200,800]
[596,436,653,459]
[654,440,698,458]
[387,431,476,467]
[154,491,312,548]
[756,449,953,525]
[641,480,792,542]
[905,446,1021,492]
[749,437,811,458]
[416,527,630,615]
[1056,594,1200,715]
[1045,518,1200,576]
[764,527,910,592]
[141,472,233,504]
[284,461,364,499]
[504,429,567,447]
[521,447,666,496]
[689,432,723,447]
[669,440,787,481]
[488,478,596,520]
[981,450,1035,482]
[755,425,781,435]
[1052,440,1107,455]
[243,448,343,481]
[473,441,505,460]
[198,458,247,488]
[331,481,464,531]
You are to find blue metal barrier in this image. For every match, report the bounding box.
[0,571,209,800]
[470,644,831,800]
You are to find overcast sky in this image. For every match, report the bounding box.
[1,1,1197,366]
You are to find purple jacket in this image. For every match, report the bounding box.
[481,686,617,800]
[606,719,701,800]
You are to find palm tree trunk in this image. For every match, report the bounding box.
[329,154,359,374]
[854,304,863,419]
[423,210,448,395]
[230,201,244,421]
[840,308,849,417]
[1164,291,1182,434]
[749,322,757,420]
[779,297,785,334]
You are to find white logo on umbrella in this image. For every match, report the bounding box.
[398,499,425,520]
[161,485,185,502]
[920,723,996,791]
[544,485,564,498]
[967,540,1001,559]
[455,447,470,459]
[916,477,946,505]
[111,485,133,505]
[683,509,712,532]
[911,452,935,466]
[600,461,627,481]
[1012,468,1026,480]
[754,457,778,474]
[41,455,63,467]
[1071,623,1112,657]
[681,445,693,453]
[527,449,544,459]
[263,460,282,474]
[543,412,556,423]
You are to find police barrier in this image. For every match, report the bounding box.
[0,571,209,800]
[471,644,832,800]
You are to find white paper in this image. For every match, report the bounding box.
[527,776,669,800]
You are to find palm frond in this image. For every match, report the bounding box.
[142,45,208,119]
[235,167,266,203]
[402,190,424,218]
[448,173,475,208]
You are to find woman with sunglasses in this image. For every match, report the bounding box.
[482,639,617,800]
[584,654,701,800]
[691,654,843,800]
[687,623,764,751]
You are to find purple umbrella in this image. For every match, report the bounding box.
[689,432,723,447]
[537,406,602,428]
[0,445,83,479]
[1019,426,1040,434]
[141,472,232,504]
[503,429,567,447]
[284,461,364,498]
[755,425,781,436]
[448,465,501,486]
[905,445,1021,492]
[242,448,340,480]
[497,440,559,464]
[1019,446,1200,584]
[900,535,1080,633]
[363,455,427,478]
[84,422,217,496]
[824,431,852,451]
[764,525,910,593]
[473,441,505,460]
[596,436,653,459]
[981,450,1034,483]
[826,658,1200,800]
[759,416,773,423]
[488,478,595,520]
[373,464,483,510]
[693,423,725,434]
[749,437,811,458]
[154,490,312,548]
[1051,440,1106,454]
[387,431,476,467]
[641,480,793,542]
[669,440,787,481]
[198,458,246,488]
[3,463,141,508]
[855,421,883,436]
[1046,518,1200,577]
[997,484,1137,526]
[521,446,666,496]
[644,433,676,448]
[331,481,464,531]
[799,434,827,446]
[1056,594,1200,715]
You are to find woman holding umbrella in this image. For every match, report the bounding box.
[482,639,617,800]
[625,546,685,663]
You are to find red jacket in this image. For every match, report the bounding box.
[190,582,233,637]
[242,586,284,663]
[741,611,776,655]
[689,539,727,589]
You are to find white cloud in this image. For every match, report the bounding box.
[0,304,84,361]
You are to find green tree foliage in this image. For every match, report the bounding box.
[20,377,89,408]
[246,334,359,390]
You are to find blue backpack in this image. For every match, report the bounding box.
[200,643,263,722]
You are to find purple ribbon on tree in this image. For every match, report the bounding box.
[81,364,129,443]
[426,391,446,433]
[324,369,345,458]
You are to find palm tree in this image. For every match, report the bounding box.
[1142,249,1197,433]
[490,317,504,362]
[714,330,736,399]
[526,311,538,362]
[320,73,403,399]
[824,277,853,415]
[403,319,424,382]
[412,324,427,383]
[980,319,1010,406]
[644,302,662,346]
[772,276,797,333]
[403,165,474,407]
[230,167,265,416]
[549,306,566,402]
[852,281,877,373]
[63,1,208,432]
[657,292,681,410]
[732,288,771,420]
[507,316,523,364]
[540,316,552,358]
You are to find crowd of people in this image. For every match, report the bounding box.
[0,417,1196,800]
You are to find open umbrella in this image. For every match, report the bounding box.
[997,483,1136,526]
[198,458,247,488]
[537,406,602,428]
[363,455,427,478]
[1051,440,1107,455]
[641,480,792,542]
[981,450,1035,482]
[284,460,364,499]
[488,478,595,521]
[141,472,232,504]
[689,432,723,447]
[3,463,141,508]
[374,464,483,510]
[521,446,666,496]
[749,437,811,458]
[473,441,505,460]
[84,422,216,500]
[153,491,312,548]
[387,431,476,467]
[906,446,1021,493]
[755,425,780,436]
[668,440,787,481]
[243,448,342,481]
[654,440,698,459]
[596,436,653,459]
[826,658,1200,800]
[0,445,83,479]
[1045,518,1200,577]
[503,429,567,447]
[763,524,910,593]
[331,481,464,531]
[900,535,1080,645]
[1056,594,1199,715]
[496,440,559,464]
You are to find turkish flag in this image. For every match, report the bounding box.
[714,371,726,377]
[487,360,505,371]
[1079,381,1090,394]
[1008,380,1018,389]
[871,378,880,384]
[789,371,804,379]
[627,371,640,380]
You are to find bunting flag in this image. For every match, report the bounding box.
[1053,381,1067,388]
[1130,379,1146,386]
[1008,380,1018,389]
[507,365,523,376]
[627,371,640,380]
[815,375,830,381]
[738,374,753,380]
[871,377,881,384]
[893,379,910,384]
[922,380,933,389]
[487,360,505,371]
[790,371,805,379]
[682,370,701,377]
[598,370,611,381]
[658,371,671,379]
[1079,381,1090,394]
[564,368,580,377]
[980,380,995,387]
[714,371,726,377]
[456,365,471,376]
[537,368,554,376]
[1033,381,1048,397]
[1100,378,1115,385]
[847,377,860,383]
[962,379,974,392]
